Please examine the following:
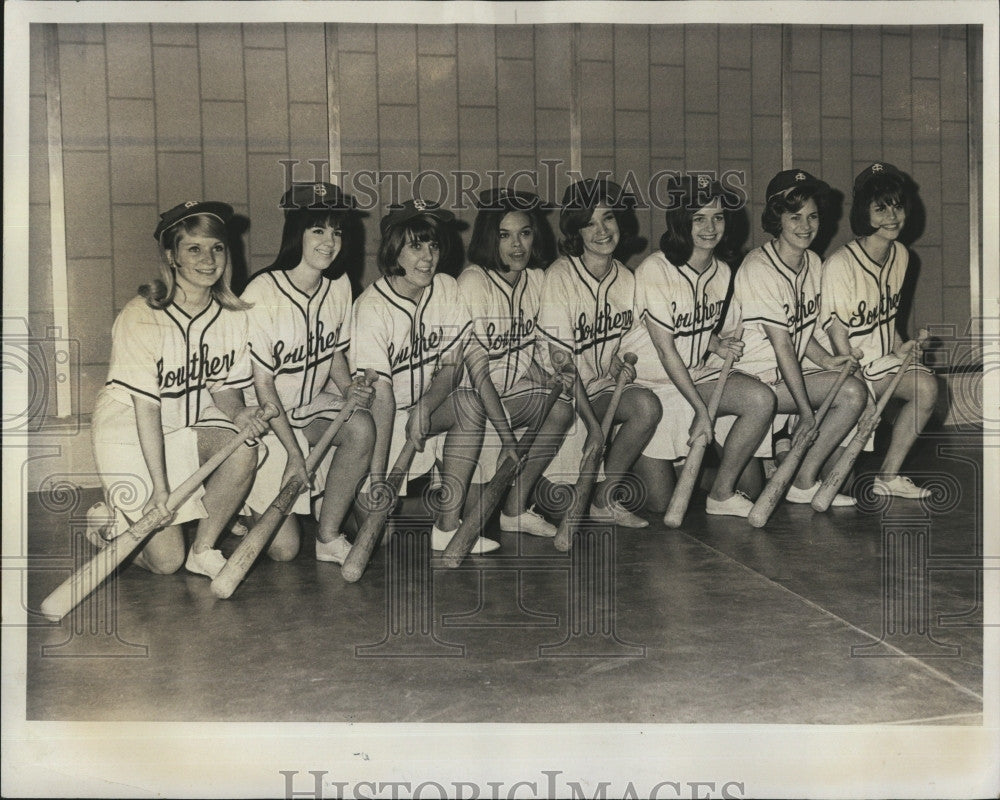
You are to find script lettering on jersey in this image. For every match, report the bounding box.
[271,319,339,368]
[387,322,444,370]
[782,288,820,332]
[849,290,902,329]
[672,293,725,331]
[483,310,536,353]
[157,343,237,390]
[575,303,634,344]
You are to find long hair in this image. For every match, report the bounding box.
[761,185,824,238]
[264,207,352,277]
[141,214,249,311]
[660,178,740,266]
[850,171,911,237]
[377,214,449,277]
[468,207,547,272]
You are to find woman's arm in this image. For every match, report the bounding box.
[133,396,171,519]
[764,325,815,425]
[647,325,714,446]
[251,363,309,487]
[465,339,518,459]
[369,379,397,477]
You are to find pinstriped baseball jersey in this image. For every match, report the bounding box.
[621,252,730,384]
[820,240,907,371]
[723,241,823,379]
[350,273,471,410]
[240,270,351,427]
[537,255,635,393]
[458,264,542,397]
[102,295,252,433]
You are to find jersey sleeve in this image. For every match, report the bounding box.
[217,310,253,392]
[635,257,676,334]
[104,300,163,403]
[819,249,857,331]
[458,267,492,347]
[332,275,353,353]
[734,255,792,332]
[435,275,473,357]
[350,294,393,380]
[241,276,278,373]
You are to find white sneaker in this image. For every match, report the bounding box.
[185,547,227,579]
[85,501,117,548]
[786,482,855,507]
[873,475,930,499]
[705,491,754,517]
[315,533,352,564]
[588,501,649,528]
[499,506,556,538]
[430,523,500,554]
[231,518,250,537]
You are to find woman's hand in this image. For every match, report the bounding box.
[687,409,714,448]
[233,405,271,439]
[346,377,376,410]
[713,335,745,363]
[583,424,605,461]
[281,450,310,490]
[790,413,818,452]
[142,487,172,526]
[825,352,860,373]
[406,403,432,451]
[610,353,637,383]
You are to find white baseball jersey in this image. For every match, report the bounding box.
[721,241,824,382]
[621,252,731,385]
[102,295,253,433]
[350,273,471,410]
[458,264,543,397]
[821,240,909,380]
[241,270,351,426]
[537,255,636,395]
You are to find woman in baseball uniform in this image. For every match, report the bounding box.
[820,162,937,499]
[623,175,776,518]
[352,199,517,554]
[538,178,662,528]
[90,201,270,579]
[458,188,574,538]
[241,182,375,565]
[719,169,867,507]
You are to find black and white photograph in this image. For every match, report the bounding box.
[3,1,998,797]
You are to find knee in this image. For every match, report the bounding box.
[839,377,869,412]
[148,549,185,575]
[267,540,300,562]
[748,383,777,418]
[631,388,663,426]
[228,440,260,476]
[915,372,939,405]
[452,390,486,429]
[549,399,575,432]
[346,409,377,450]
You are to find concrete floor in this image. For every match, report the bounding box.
[25,428,983,724]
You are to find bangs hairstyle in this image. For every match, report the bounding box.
[468,207,546,272]
[850,172,911,237]
[761,185,825,237]
[141,213,249,311]
[377,214,449,277]
[660,180,739,265]
[558,193,631,259]
[266,207,351,275]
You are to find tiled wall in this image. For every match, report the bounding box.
[29,23,980,418]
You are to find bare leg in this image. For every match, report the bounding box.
[427,389,486,532]
[590,387,662,509]
[633,454,674,513]
[500,394,574,516]
[873,369,938,478]
[133,525,185,574]
[307,410,376,543]
[190,428,259,554]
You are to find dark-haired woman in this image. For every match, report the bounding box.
[623,176,776,518]
[457,189,574,538]
[820,162,936,499]
[537,178,662,528]
[719,169,866,508]
[240,182,375,565]
[351,198,515,554]
[90,201,270,578]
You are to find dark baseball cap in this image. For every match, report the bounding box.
[279,181,353,211]
[379,198,455,237]
[853,162,905,193]
[765,169,829,201]
[153,200,233,242]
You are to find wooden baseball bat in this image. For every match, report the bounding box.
[747,359,855,528]
[340,361,454,583]
[811,333,926,512]
[553,352,637,552]
[663,325,744,529]
[210,371,376,599]
[39,404,278,622]
[441,377,565,568]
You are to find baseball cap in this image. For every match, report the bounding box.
[153,200,233,241]
[279,181,353,211]
[379,198,455,237]
[476,187,542,211]
[765,169,828,201]
[853,162,905,193]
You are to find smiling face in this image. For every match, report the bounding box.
[169,232,228,296]
[497,211,534,274]
[394,232,440,297]
[690,199,725,257]
[868,197,906,242]
[580,204,620,262]
[778,197,819,253]
[300,221,342,272]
